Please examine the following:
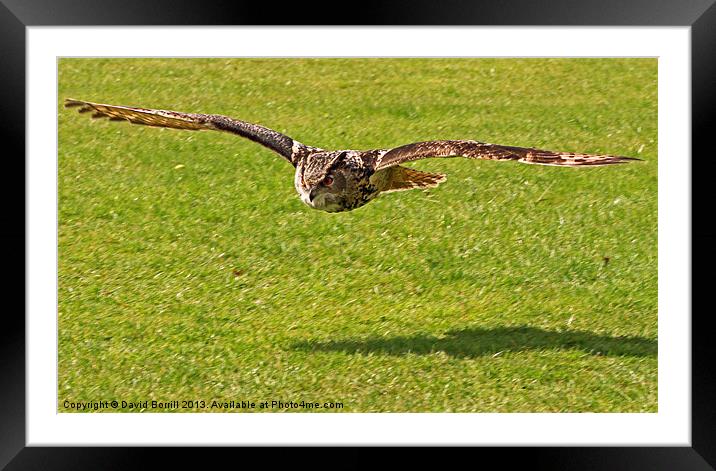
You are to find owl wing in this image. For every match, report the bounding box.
[373,139,640,171]
[64,98,314,166]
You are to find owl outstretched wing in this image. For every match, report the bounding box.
[64,99,314,166]
[374,139,640,171]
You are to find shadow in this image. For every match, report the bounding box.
[292,326,657,358]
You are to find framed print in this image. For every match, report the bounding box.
[5,0,715,468]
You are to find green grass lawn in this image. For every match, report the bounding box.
[58,58,657,412]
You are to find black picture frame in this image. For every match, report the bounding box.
[4,0,714,469]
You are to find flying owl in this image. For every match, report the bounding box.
[65,99,640,213]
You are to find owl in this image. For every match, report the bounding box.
[65,99,639,213]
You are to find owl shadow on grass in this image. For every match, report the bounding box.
[292,326,657,358]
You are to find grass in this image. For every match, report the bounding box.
[58,58,657,412]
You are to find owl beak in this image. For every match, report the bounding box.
[308,188,319,203]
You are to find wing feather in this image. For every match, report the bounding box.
[64,98,309,165]
[375,140,640,171]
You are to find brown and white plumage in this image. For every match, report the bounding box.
[65,98,640,213]
[375,139,639,170]
[64,98,318,164]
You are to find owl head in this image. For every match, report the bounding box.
[294,151,352,213]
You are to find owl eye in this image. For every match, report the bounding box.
[323,175,334,187]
